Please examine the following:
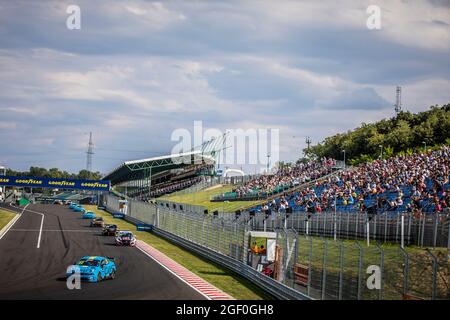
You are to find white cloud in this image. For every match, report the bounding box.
[238,0,450,51]
[99,0,186,33]
[125,1,186,25]
[0,0,449,172]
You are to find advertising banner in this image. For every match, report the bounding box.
[0,175,110,191]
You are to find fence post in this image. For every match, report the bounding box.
[395,213,400,243]
[356,242,363,300]
[407,214,412,245]
[433,213,438,248]
[156,205,159,228]
[338,241,344,300]
[426,249,437,300]
[346,213,350,239]
[334,212,337,241]
[355,214,359,240]
[421,215,425,247]
[202,217,206,246]
[401,213,405,249]
[376,243,384,300]
[447,221,450,260]
[292,233,299,289]
[373,215,377,241]
[243,224,249,264]
[316,214,319,235]
[366,214,370,247]
[338,212,342,239]
[306,218,309,238]
[417,215,422,246]
[307,237,312,297]
[400,247,409,297]
[186,214,190,240]
[217,219,221,253]
[384,213,388,243]
[321,239,328,300]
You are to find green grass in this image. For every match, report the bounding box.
[0,209,16,230]
[159,184,263,212]
[84,205,269,300]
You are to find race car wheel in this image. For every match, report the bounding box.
[97,273,102,282]
[110,270,116,280]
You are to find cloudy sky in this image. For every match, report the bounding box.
[0,0,449,174]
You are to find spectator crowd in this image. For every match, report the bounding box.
[257,146,450,215]
[232,158,336,198]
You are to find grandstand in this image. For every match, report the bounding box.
[102,150,216,201]
[212,158,338,202]
[247,146,450,216]
[33,191,97,204]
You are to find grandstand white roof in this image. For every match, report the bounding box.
[102,150,215,185]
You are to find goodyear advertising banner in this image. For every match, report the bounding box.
[0,175,110,191]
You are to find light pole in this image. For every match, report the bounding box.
[342,149,346,169]
[422,141,427,152]
[379,145,383,160]
[266,153,271,174]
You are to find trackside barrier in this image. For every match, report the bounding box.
[151,227,311,300]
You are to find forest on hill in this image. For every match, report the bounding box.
[305,104,450,164]
[4,167,103,180]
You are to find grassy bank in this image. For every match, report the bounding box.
[84,205,269,300]
[159,185,262,212]
[0,209,16,230]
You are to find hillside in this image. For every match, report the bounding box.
[306,104,450,164]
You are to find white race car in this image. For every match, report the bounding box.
[115,231,136,246]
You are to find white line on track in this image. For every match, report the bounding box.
[8,203,45,249]
[35,210,44,249]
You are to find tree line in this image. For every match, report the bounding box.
[304,103,450,165]
[5,167,103,180]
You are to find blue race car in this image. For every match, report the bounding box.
[74,206,86,213]
[69,203,78,210]
[66,256,116,282]
[82,211,96,219]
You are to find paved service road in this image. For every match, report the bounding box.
[0,203,205,300]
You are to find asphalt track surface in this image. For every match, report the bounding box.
[0,203,205,300]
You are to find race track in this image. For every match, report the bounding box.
[0,203,205,300]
